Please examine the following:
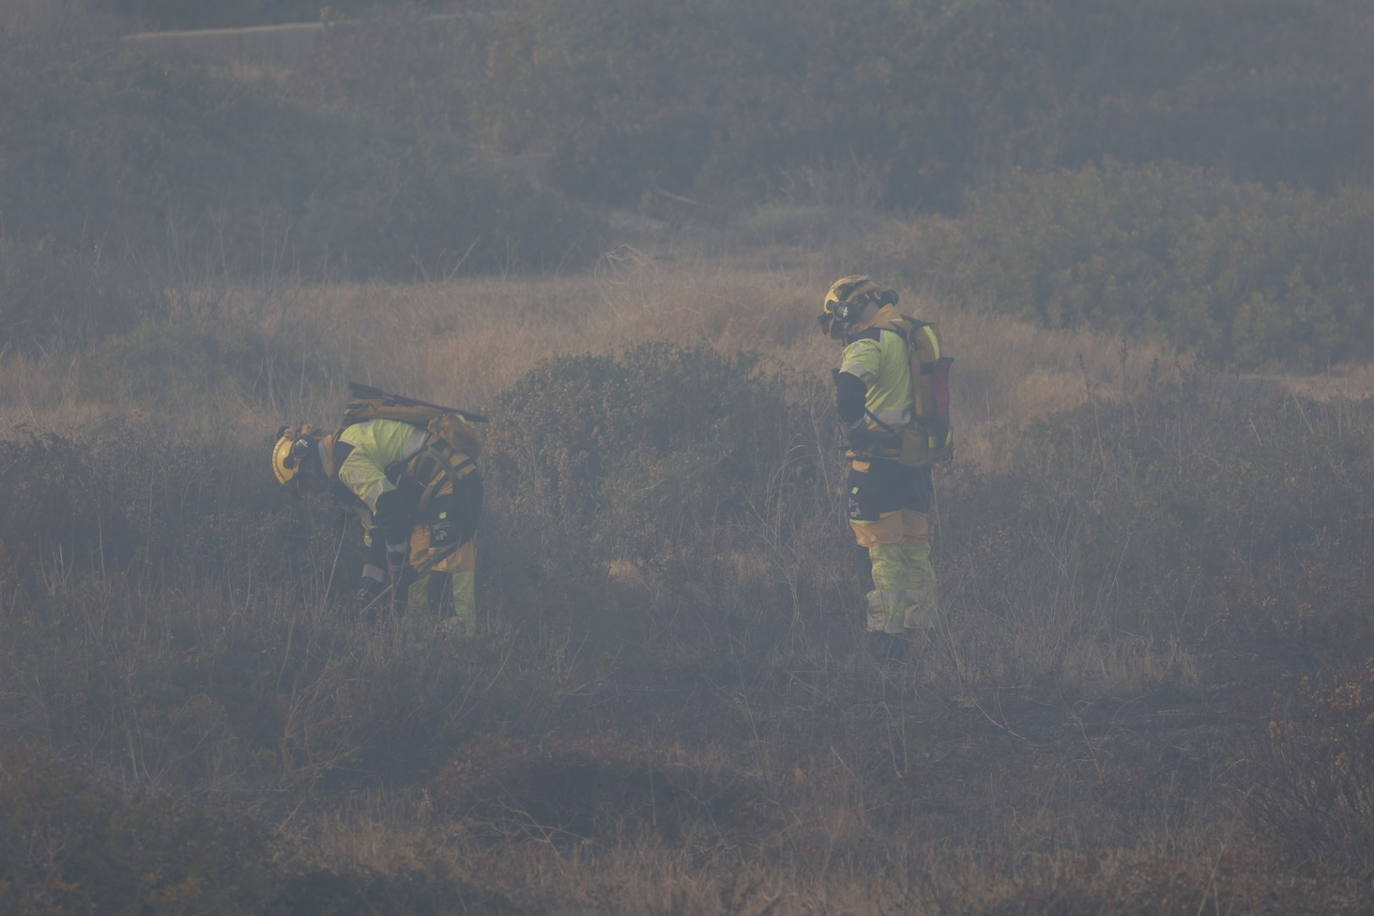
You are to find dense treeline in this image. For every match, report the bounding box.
[3,0,1373,365]
[473,0,1374,210]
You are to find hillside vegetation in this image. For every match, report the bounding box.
[5,0,1374,366]
[5,257,1374,912]
[4,0,1374,912]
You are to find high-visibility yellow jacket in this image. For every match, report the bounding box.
[839,304,948,465]
[333,418,429,516]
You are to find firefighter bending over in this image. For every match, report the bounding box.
[819,276,953,660]
[271,384,483,632]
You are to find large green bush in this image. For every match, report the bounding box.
[477,341,847,672]
[487,343,786,551]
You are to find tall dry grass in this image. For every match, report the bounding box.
[131,248,1191,473]
[0,240,1189,462]
[4,242,1374,913]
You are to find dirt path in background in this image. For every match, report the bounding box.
[119,12,506,71]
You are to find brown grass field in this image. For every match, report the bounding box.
[6,2,1374,910]
[4,237,1374,914]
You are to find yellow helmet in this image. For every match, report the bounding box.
[271,424,327,486]
[819,275,897,338]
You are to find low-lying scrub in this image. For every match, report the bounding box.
[4,267,1374,909]
[0,746,518,914]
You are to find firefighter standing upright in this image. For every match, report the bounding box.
[819,276,953,660]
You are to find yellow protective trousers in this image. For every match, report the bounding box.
[405,539,476,627]
[846,459,939,635]
[859,536,938,635]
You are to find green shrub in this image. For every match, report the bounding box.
[485,342,799,561]
[472,342,869,724]
[891,162,1374,369]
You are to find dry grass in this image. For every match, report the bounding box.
[0,351,104,433]
[4,240,1373,913]
[1259,362,1374,402]
[150,248,1197,476]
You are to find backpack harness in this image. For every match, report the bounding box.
[851,317,954,466]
